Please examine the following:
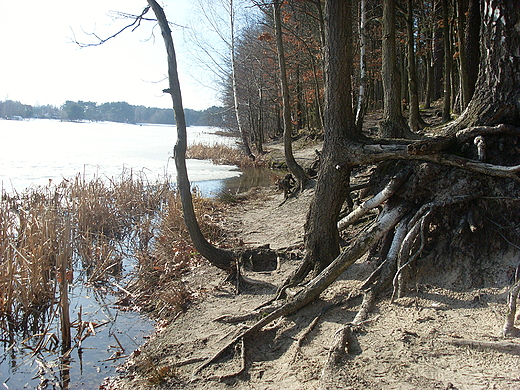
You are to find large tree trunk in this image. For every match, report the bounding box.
[281,0,356,288]
[465,0,481,100]
[456,0,471,110]
[273,0,308,190]
[445,0,520,133]
[147,0,235,273]
[379,0,414,138]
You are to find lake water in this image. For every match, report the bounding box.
[0,119,241,195]
[0,119,255,389]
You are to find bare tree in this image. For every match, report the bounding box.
[272,0,309,191]
[229,0,255,159]
[187,0,255,158]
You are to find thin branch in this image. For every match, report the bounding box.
[72,6,152,48]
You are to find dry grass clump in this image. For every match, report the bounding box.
[187,142,267,168]
[0,187,64,331]
[129,189,229,319]
[68,172,169,283]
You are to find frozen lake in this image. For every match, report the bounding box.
[0,119,240,194]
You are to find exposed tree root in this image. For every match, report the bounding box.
[338,169,411,231]
[359,141,520,181]
[213,300,285,324]
[455,124,520,144]
[193,204,407,378]
[504,278,520,337]
[392,210,431,301]
[319,325,351,390]
[212,337,246,382]
[352,290,376,325]
[287,303,339,364]
[444,337,520,355]
[198,122,520,380]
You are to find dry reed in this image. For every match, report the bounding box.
[0,168,229,340]
[187,142,268,168]
[128,188,229,319]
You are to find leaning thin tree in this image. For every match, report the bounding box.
[146,0,237,274]
[149,0,279,285]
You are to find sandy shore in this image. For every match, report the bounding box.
[105,140,520,390]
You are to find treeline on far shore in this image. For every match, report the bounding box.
[0,99,231,127]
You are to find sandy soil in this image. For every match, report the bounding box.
[104,138,520,390]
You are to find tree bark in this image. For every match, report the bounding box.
[442,0,452,122]
[273,0,308,190]
[283,0,356,287]
[465,0,481,100]
[445,0,520,133]
[406,0,427,131]
[147,0,235,273]
[456,0,471,110]
[379,0,414,138]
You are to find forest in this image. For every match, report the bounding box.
[2,0,517,387]
[182,0,520,289]
[0,99,228,127]
[217,0,482,152]
[145,0,520,387]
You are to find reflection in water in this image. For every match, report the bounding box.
[0,278,154,389]
[194,167,282,198]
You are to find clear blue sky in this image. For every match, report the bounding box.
[0,0,224,110]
